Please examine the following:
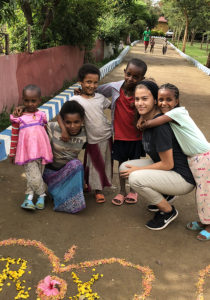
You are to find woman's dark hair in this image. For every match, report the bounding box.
[23,84,41,97]
[78,63,100,82]
[135,80,159,101]
[60,100,85,120]
[126,58,147,77]
[134,81,159,126]
[159,83,180,106]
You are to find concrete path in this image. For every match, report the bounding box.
[0,39,210,300]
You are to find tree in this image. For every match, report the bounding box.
[161,0,209,53]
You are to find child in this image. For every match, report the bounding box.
[58,64,112,203]
[150,37,155,53]
[162,38,167,55]
[97,58,147,205]
[139,83,210,241]
[9,84,53,210]
[43,100,87,213]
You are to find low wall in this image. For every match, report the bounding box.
[91,40,104,62]
[0,41,140,161]
[0,45,85,112]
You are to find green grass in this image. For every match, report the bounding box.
[174,42,209,65]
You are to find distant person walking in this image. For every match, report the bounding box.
[143,27,151,53]
[150,37,155,53]
[162,38,168,55]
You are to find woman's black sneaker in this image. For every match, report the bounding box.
[147,195,176,212]
[145,206,178,230]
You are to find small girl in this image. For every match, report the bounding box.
[139,83,210,241]
[162,38,167,55]
[150,37,155,53]
[9,84,53,210]
[58,64,112,203]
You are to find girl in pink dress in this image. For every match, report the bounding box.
[9,85,53,210]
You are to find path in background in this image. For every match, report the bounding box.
[0,39,210,300]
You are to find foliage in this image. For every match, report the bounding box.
[161,0,210,52]
[151,29,165,37]
[0,0,159,53]
[0,107,12,132]
[98,0,158,47]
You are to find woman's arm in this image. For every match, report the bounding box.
[120,149,174,178]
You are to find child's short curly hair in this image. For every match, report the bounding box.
[23,84,41,97]
[60,100,85,120]
[78,64,100,82]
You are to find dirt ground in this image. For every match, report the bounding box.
[0,39,210,300]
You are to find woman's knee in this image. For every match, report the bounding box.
[119,161,129,172]
[128,171,144,190]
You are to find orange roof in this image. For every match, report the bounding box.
[158,16,168,23]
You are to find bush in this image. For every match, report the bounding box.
[151,30,165,37]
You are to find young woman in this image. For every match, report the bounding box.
[120,81,195,230]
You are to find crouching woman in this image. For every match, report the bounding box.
[120,81,195,230]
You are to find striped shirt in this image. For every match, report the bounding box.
[47,122,87,169]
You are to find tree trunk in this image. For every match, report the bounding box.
[27,24,31,53]
[172,27,177,43]
[190,28,196,46]
[206,52,210,68]
[177,25,183,47]
[200,35,204,49]
[41,0,62,41]
[19,0,33,25]
[182,11,189,53]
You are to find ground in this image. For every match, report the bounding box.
[0,39,210,300]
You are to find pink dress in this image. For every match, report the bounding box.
[10,111,53,165]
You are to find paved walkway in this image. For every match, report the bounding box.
[0,39,210,300]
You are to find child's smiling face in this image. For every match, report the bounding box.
[63,113,83,136]
[158,89,179,114]
[80,73,99,97]
[124,63,145,91]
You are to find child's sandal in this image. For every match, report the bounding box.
[36,196,45,210]
[21,199,35,210]
[95,193,105,203]
[186,221,205,231]
[197,230,210,241]
[125,192,138,204]
[112,194,125,206]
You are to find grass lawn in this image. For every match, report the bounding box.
[174,42,208,65]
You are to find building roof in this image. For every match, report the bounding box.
[158,16,168,23]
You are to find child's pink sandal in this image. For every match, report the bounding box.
[112,194,125,206]
[125,192,138,204]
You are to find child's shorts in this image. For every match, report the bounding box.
[112,140,145,164]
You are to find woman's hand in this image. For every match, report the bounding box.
[120,165,141,178]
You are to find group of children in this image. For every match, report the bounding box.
[149,37,167,55]
[9,56,210,240]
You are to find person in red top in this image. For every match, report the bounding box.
[97,59,147,205]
